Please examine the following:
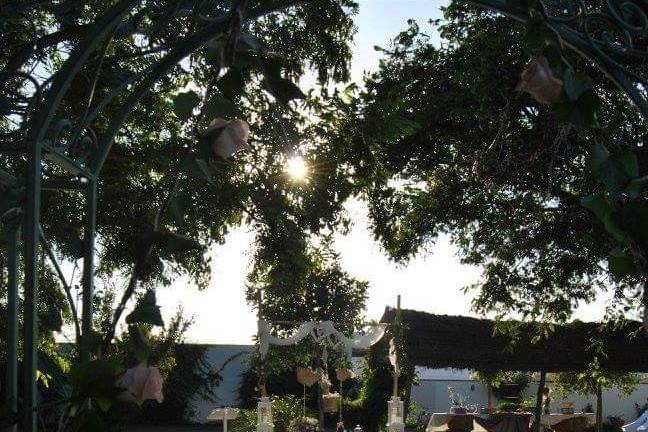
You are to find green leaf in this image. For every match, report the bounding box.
[168,191,192,228]
[203,95,237,119]
[172,91,201,122]
[68,409,106,432]
[217,68,246,100]
[263,77,305,105]
[67,231,85,259]
[239,33,263,52]
[588,142,637,195]
[70,358,124,399]
[619,199,648,251]
[128,324,151,363]
[581,193,610,221]
[505,0,536,14]
[626,176,648,199]
[608,251,636,278]
[181,156,212,182]
[42,306,63,332]
[95,397,112,413]
[610,149,639,179]
[159,231,202,254]
[563,69,593,102]
[126,290,164,327]
[521,19,553,54]
[581,193,627,242]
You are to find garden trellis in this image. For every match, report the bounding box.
[0,1,646,431]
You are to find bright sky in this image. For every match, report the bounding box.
[155,0,612,344]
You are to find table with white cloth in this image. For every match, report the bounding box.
[427,413,488,432]
[427,412,534,432]
[541,414,596,427]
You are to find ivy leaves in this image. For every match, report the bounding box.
[172,91,201,122]
[582,142,647,278]
[126,290,164,327]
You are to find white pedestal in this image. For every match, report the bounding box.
[257,397,275,432]
[387,396,405,432]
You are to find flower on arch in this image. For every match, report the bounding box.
[516,56,563,105]
[115,363,164,406]
[203,118,250,159]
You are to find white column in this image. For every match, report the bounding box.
[387,396,405,432]
[257,397,275,432]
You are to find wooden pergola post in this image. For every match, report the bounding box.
[393,295,401,397]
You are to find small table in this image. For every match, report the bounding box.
[428,412,533,432]
[475,412,533,432]
[427,413,489,432]
[207,407,240,432]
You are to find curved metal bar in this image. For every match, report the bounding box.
[462,0,648,119]
[91,0,307,176]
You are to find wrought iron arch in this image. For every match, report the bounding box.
[0,0,645,431]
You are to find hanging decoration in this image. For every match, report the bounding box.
[336,368,355,382]
[257,320,386,360]
[296,367,319,387]
[389,338,400,376]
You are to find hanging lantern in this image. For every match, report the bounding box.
[296,367,319,387]
[203,118,250,159]
[336,368,355,382]
[322,392,341,413]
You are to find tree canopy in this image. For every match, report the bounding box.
[334,6,647,322]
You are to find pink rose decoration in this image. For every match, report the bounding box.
[204,118,250,159]
[515,56,563,105]
[116,364,164,406]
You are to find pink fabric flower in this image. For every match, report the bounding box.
[116,364,164,406]
[204,118,250,159]
[516,56,563,105]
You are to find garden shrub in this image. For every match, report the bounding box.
[232,396,314,432]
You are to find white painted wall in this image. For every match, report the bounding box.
[410,368,648,424]
[182,348,648,425]
[188,345,253,423]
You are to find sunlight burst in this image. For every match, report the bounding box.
[285,156,308,181]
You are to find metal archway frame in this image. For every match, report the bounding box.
[465,0,648,118]
[0,0,645,431]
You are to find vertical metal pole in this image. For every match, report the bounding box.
[81,179,97,363]
[535,371,547,432]
[596,383,603,432]
[23,137,42,432]
[5,219,20,432]
[393,295,401,397]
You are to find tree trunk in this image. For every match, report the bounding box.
[535,371,547,432]
[488,385,493,414]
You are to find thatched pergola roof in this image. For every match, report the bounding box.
[380,308,648,373]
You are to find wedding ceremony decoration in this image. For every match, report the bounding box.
[257,320,386,361]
